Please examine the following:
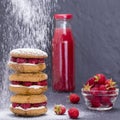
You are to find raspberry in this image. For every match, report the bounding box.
[86,77,95,86]
[37,80,48,86]
[90,96,101,108]
[22,82,32,86]
[32,102,47,107]
[98,85,107,95]
[40,102,47,106]
[68,107,79,119]
[11,57,17,62]
[108,103,113,107]
[32,103,41,107]
[105,79,116,90]
[54,104,66,115]
[11,81,20,85]
[20,103,31,109]
[90,87,100,96]
[69,93,80,104]
[33,82,38,85]
[101,96,111,106]
[12,103,19,108]
[107,88,116,94]
[109,87,116,90]
[99,85,106,91]
[94,73,106,84]
[16,58,27,63]
[28,58,39,64]
[38,58,45,63]
[82,73,118,109]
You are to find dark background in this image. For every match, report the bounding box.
[55,0,120,89]
[0,0,120,91]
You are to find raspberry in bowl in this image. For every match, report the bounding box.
[81,73,119,110]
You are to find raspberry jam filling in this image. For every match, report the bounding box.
[12,102,47,109]
[11,80,47,87]
[11,57,45,64]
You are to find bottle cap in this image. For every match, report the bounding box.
[54,14,72,20]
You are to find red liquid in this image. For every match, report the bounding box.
[52,28,75,92]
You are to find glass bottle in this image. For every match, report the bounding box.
[52,14,75,92]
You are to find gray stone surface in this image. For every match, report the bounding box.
[0,88,120,120]
[0,0,120,89]
[56,0,120,88]
[0,0,120,119]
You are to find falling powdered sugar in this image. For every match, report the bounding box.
[0,0,58,108]
[9,0,53,49]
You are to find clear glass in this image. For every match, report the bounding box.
[52,18,75,92]
[81,88,119,110]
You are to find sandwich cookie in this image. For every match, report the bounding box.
[10,94,47,116]
[8,48,48,73]
[9,72,48,95]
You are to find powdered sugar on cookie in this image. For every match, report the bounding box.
[10,48,48,58]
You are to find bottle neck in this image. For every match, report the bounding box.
[55,19,71,29]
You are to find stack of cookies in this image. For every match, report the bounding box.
[8,48,48,116]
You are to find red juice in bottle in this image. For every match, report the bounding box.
[52,14,75,92]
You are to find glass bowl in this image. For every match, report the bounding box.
[81,88,119,110]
